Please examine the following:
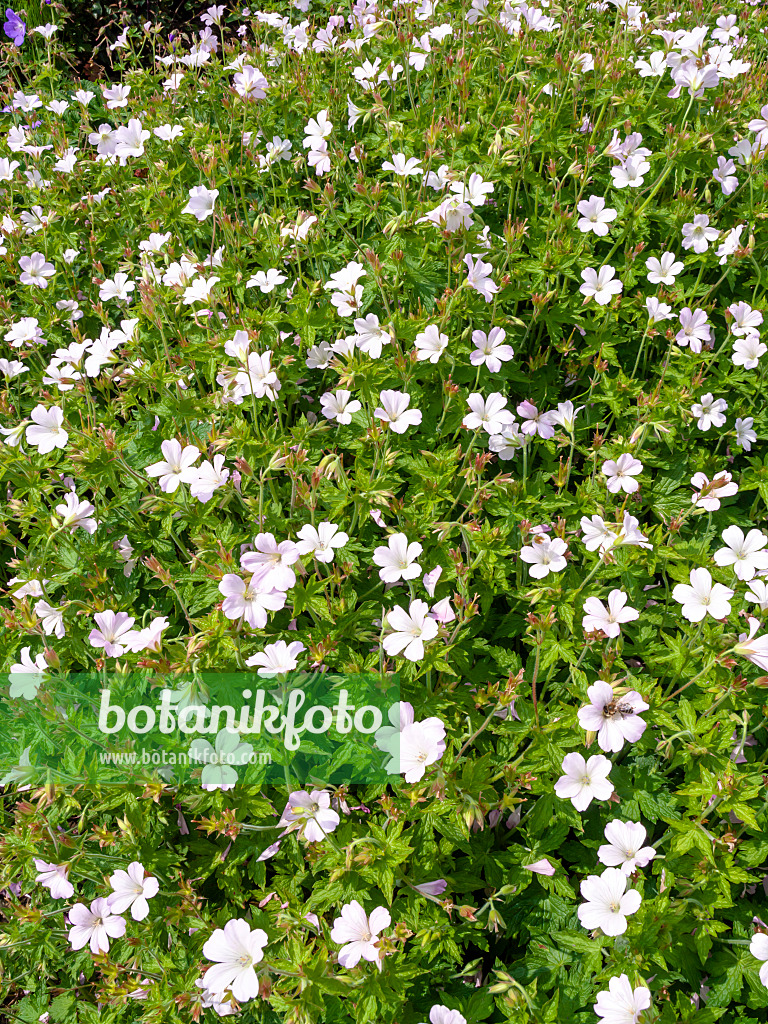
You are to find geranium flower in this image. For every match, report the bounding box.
[19,251,55,287]
[218,575,286,629]
[414,324,448,362]
[464,254,498,301]
[691,471,738,511]
[594,974,652,1023]
[145,439,200,493]
[108,862,159,921]
[750,933,768,988]
[517,400,556,439]
[240,533,300,591]
[681,214,719,253]
[202,919,268,1000]
[9,647,47,699]
[646,252,684,284]
[389,718,446,782]
[182,184,219,221]
[56,492,97,533]
[602,454,642,494]
[463,393,515,433]
[296,522,349,562]
[383,600,439,662]
[373,533,423,583]
[25,405,68,454]
[577,680,648,752]
[597,821,656,875]
[68,897,126,954]
[382,153,423,176]
[34,859,74,899]
[554,752,613,811]
[189,729,254,791]
[278,790,340,841]
[519,535,568,578]
[420,1008,467,1024]
[673,567,734,622]
[189,455,230,503]
[713,526,768,581]
[245,640,305,677]
[576,195,617,236]
[88,610,136,657]
[582,590,639,638]
[470,327,514,371]
[374,390,422,433]
[691,393,727,430]
[734,617,768,671]
[330,901,391,969]
[580,265,623,305]
[577,868,641,936]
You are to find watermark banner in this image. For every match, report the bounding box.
[0,670,401,789]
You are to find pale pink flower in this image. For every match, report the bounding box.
[582,590,639,638]
[68,897,126,954]
[108,862,159,921]
[602,454,642,494]
[202,919,268,1000]
[330,901,391,970]
[598,821,656,875]
[577,868,641,936]
[577,680,648,752]
[554,752,613,811]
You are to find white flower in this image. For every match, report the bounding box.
[374,390,422,433]
[391,718,446,782]
[577,680,648,753]
[320,390,362,425]
[382,153,423,176]
[189,729,254,791]
[464,254,498,301]
[9,647,48,699]
[330,901,391,970]
[713,526,768,582]
[594,974,652,1024]
[278,789,340,841]
[598,821,656,875]
[735,417,757,451]
[108,862,159,921]
[246,640,305,677]
[681,214,719,253]
[691,471,738,511]
[383,600,439,662]
[56,492,97,533]
[734,617,768,672]
[35,600,65,639]
[520,535,568,579]
[602,454,643,494]
[646,297,674,324]
[88,610,136,657]
[414,324,448,362]
[247,268,287,292]
[218,575,286,629]
[420,1006,467,1024]
[750,933,768,989]
[746,580,768,613]
[463,393,515,434]
[450,172,494,206]
[68,898,126,953]
[580,266,622,305]
[673,567,734,622]
[145,439,200,493]
[296,522,349,563]
[202,919,268,1000]
[19,252,55,287]
[610,155,649,188]
[373,533,422,583]
[691,393,727,430]
[34,859,74,899]
[182,185,219,221]
[25,405,68,454]
[554,752,614,811]
[576,195,617,236]
[577,868,641,936]
[582,590,639,638]
[189,455,230,503]
[645,252,684,285]
[240,533,299,591]
[732,334,766,369]
[470,328,514,372]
